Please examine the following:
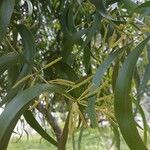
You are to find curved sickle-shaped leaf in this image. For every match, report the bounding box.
[17,24,36,80]
[24,110,58,147]
[0,84,72,150]
[0,25,36,106]
[0,0,15,40]
[114,36,150,150]
[93,44,130,88]
[87,45,130,127]
[0,24,35,78]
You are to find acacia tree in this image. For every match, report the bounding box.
[0,0,150,150]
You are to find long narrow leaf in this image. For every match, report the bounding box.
[0,25,36,106]
[0,84,71,150]
[114,36,150,150]
[87,45,130,127]
[17,24,36,80]
[93,45,129,88]
[24,110,58,147]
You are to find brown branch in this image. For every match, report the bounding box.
[37,103,62,142]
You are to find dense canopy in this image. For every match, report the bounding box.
[0,0,150,149]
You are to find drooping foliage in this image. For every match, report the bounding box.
[0,0,150,149]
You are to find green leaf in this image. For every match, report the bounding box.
[105,0,118,6]
[132,97,148,145]
[138,103,148,145]
[64,29,88,51]
[7,65,19,90]
[56,62,79,81]
[83,46,91,74]
[0,84,71,150]
[24,110,58,147]
[60,1,70,36]
[110,120,120,150]
[87,45,129,127]
[134,1,150,15]
[0,53,20,66]
[82,12,102,49]
[93,45,129,88]
[0,25,36,106]
[0,0,15,41]
[17,24,36,80]
[112,59,120,92]
[89,0,111,19]
[134,65,150,114]
[78,126,84,150]
[0,86,22,107]
[118,0,137,13]
[139,65,150,95]
[114,36,150,150]
[134,67,140,91]
[58,112,70,150]
[67,2,76,34]
[147,45,150,63]
[0,53,22,75]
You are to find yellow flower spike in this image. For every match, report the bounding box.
[41,57,62,70]
[69,103,79,134]
[29,100,39,110]
[12,74,33,88]
[49,79,75,87]
[67,75,93,92]
[108,30,117,48]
